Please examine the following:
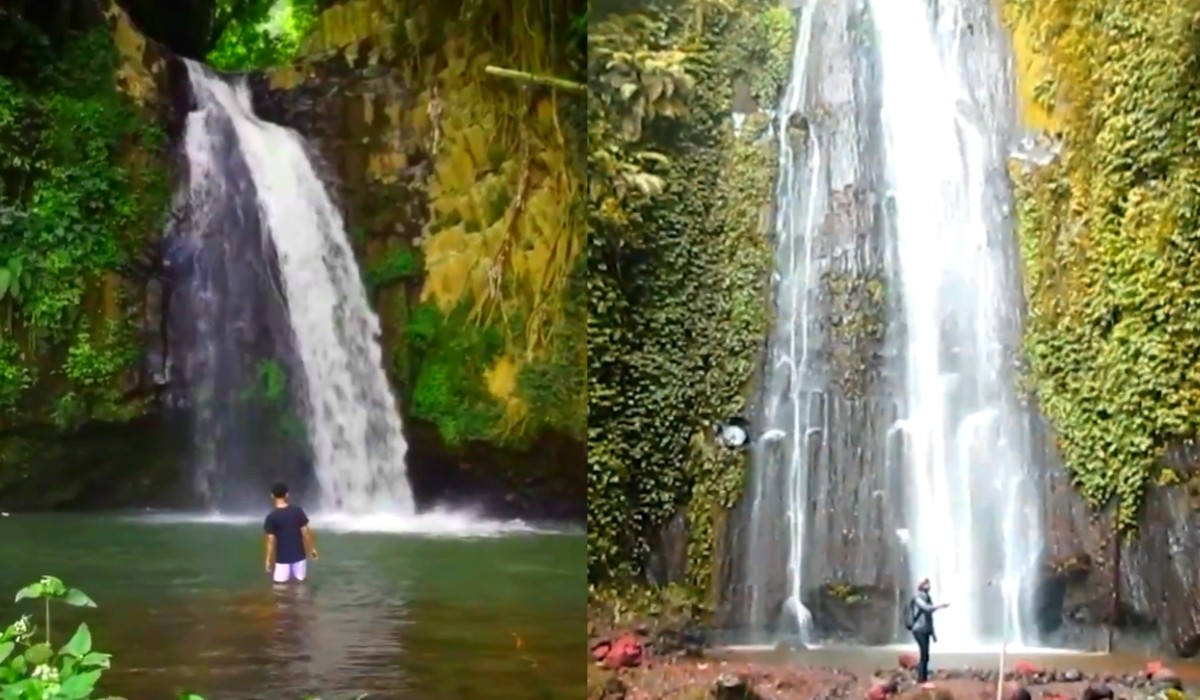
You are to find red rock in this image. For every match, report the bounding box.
[590,639,612,662]
[601,633,644,669]
[1151,667,1182,688]
[898,651,919,669]
[1012,660,1041,676]
[866,680,893,700]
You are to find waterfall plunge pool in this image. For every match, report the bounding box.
[0,513,582,699]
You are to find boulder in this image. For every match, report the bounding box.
[597,676,627,700]
[713,673,764,700]
[1151,667,1183,690]
[1080,685,1114,700]
[1012,661,1041,676]
[590,633,643,669]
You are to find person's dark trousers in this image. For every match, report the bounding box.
[913,631,931,682]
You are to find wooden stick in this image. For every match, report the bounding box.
[484,65,585,95]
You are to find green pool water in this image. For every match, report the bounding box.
[0,512,583,699]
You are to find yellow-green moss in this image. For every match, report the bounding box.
[1006,0,1200,530]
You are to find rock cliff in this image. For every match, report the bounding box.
[0,0,585,520]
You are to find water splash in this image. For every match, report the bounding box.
[184,62,414,514]
[870,0,1043,646]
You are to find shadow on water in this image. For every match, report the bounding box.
[0,514,582,699]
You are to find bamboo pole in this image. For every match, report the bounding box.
[1108,497,1120,653]
[484,65,585,95]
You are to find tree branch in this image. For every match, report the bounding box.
[483,65,585,95]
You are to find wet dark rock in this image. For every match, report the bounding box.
[597,676,626,700]
[713,673,764,700]
[1080,684,1114,700]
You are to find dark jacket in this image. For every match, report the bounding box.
[910,590,937,637]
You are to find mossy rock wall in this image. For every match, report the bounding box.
[0,1,183,508]
[1006,0,1200,654]
[252,0,586,517]
[586,0,793,597]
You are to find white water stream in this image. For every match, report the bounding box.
[744,1,822,642]
[185,62,414,514]
[871,0,1042,645]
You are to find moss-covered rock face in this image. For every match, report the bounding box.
[1005,0,1200,531]
[0,1,180,508]
[252,0,586,515]
[587,0,793,598]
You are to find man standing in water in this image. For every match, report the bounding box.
[264,482,318,583]
[907,578,949,684]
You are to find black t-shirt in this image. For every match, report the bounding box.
[264,504,309,564]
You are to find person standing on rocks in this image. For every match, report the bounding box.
[906,578,949,684]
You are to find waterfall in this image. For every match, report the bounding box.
[871,0,1042,646]
[731,0,1042,649]
[181,61,415,514]
[740,3,823,643]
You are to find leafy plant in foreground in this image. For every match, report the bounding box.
[0,575,111,700]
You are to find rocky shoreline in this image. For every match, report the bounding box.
[588,628,1192,700]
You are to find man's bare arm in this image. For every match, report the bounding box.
[301,525,318,559]
[264,534,276,572]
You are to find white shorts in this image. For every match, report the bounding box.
[272,559,308,583]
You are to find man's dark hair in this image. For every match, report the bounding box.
[271,482,289,499]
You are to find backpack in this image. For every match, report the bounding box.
[902,597,918,631]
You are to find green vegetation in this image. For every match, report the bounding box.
[404,265,586,449]
[1006,0,1200,531]
[1,576,108,700]
[240,359,307,444]
[364,247,420,289]
[0,21,168,429]
[587,0,792,597]
[206,0,319,71]
[406,301,507,446]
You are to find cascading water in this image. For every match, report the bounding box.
[180,61,414,514]
[740,3,823,643]
[870,0,1043,646]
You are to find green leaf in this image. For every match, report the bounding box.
[38,576,66,597]
[80,651,111,669]
[0,641,12,663]
[1,679,33,700]
[63,588,96,608]
[57,668,101,700]
[14,583,42,602]
[61,623,92,657]
[23,642,51,665]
